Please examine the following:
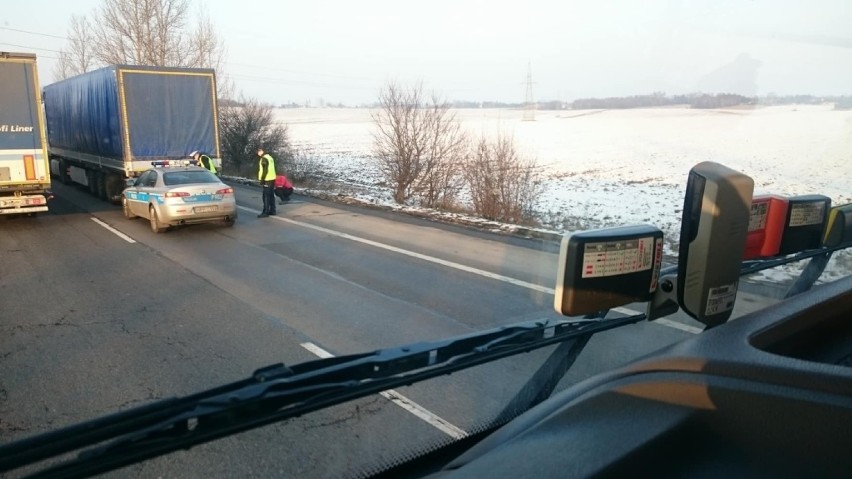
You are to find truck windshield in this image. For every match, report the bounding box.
[1,2,850,479]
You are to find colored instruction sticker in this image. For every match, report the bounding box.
[582,236,655,278]
[748,201,768,231]
[789,202,825,227]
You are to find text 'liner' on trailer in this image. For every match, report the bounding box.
[0,51,51,215]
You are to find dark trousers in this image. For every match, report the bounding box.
[262,184,276,214]
[276,186,293,202]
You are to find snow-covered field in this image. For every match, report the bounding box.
[273,105,852,282]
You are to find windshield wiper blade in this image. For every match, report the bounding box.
[0,313,644,479]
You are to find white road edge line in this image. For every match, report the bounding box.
[242,205,698,335]
[650,317,704,334]
[609,307,703,334]
[300,342,468,440]
[91,217,136,243]
[239,205,551,294]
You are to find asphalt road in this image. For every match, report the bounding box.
[0,179,749,478]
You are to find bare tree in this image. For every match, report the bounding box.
[55,0,225,80]
[417,102,468,209]
[419,145,466,209]
[219,96,290,178]
[464,133,544,224]
[183,10,226,72]
[371,82,467,205]
[53,15,96,80]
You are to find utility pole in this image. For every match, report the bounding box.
[523,62,535,121]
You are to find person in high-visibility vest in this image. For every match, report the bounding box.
[256,147,277,217]
[191,150,218,175]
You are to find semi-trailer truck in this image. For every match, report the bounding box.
[0,52,51,215]
[43,64,221,203]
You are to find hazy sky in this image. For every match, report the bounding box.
[3,0,852,106]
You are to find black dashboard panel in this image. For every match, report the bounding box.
[430,275,852,478]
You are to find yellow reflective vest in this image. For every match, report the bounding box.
[199,154,217,174]
[258,154,276,181]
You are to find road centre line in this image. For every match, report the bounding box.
[239,206,699,334]
[299,342,468,439]
[92,217,136,243]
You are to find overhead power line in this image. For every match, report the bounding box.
[0,26,67,40]
[226,72,378,91]
[0,42,63,54]
[226,61,377,83]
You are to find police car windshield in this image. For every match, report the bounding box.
[162,170,219,186]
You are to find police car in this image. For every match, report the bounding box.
[122,162,237,233]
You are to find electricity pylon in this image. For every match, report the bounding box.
[523,62,535,121]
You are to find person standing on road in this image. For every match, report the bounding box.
[257,147,276,217]
[190,150,218,175]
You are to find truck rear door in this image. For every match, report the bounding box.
[0,53,50,214]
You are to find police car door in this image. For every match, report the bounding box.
[127,170,154,218]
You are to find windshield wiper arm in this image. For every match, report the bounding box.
[0,313,644,479]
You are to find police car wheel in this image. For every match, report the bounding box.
[123,197,136,219]
[149,206,167,233]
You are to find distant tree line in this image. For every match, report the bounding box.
[265,93,852,111]
[758,94,852,107]
[570,92,754,110]
[833,97,852,110]
[459,93,852,111]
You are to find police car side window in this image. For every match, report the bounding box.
[136,171,150,187]
[144,171,157,187]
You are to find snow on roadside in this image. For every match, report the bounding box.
[268,106,852,283]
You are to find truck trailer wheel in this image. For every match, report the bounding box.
[149,206,167,233]
[105,174,123,204]
[96,173,108,201]
[59,159,71,185]
[87,170,98,195]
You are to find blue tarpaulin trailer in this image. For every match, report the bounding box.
[43,65,220,203]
